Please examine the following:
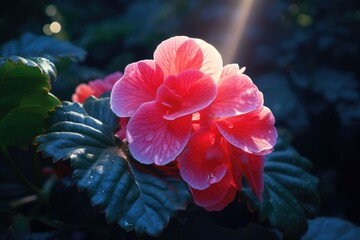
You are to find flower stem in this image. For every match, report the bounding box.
[0,146,44,198]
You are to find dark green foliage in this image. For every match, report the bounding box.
[48,176,99,225]
[35,97,191,236]
[0,33,91,102]
[243,133,320,239]
[1,33,86,63]
[302,217,360,240]
[247,0,360,130]
[0,0,358,238]
[254,73,309,133]
[159,218,281,240]
[0,56,60,148]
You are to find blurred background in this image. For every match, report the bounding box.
[1,0,360,237]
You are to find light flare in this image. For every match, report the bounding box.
[221,0,256,65]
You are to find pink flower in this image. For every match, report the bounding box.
[110,36,223,165]
[110,36,277,211]
[178,64,277,210]
[72,71,123,103]
[72,71,128,140]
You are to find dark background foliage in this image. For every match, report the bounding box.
[1,0,359,239]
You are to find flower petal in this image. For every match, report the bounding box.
[72,83,95,103]
[154,36,223,81]
[203,186,238,211]
[190,171,236,209]
[216,107,277,154]
[161,70,217,120]
[89,71,123,96]
[193,38,223,82]
[103,71,123,85]
[114,117,129,141]
[110,60,164,117]
[179,127,228,190]
[230,146,265,200]
[210,64,263,117]
[126,101,192,165]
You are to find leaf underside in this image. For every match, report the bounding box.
[35,97,191,236]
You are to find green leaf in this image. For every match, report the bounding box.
[0,56,61,148]
[1,32,86,63]
[82,97,118,133]
[243,132,320,239]
[302,217,360,240]
[35,97,191,237]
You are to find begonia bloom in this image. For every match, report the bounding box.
[209,64,277,157]
[216,106,276,155]
[111,36,223,165]
[72,71,123,103]
[110,36,277,211]
[190,170,238,211]
[179,64,277,210]
[179,124,266,210]
[210,64,263,117]
[72,84,95,103]
[179,127,228,190]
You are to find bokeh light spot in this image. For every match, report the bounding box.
[50,21,62,33]
[297,13,313,27]
[45,5,57,17]
[43,24,52,35]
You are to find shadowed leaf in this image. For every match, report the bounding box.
[302,217,360,240]
[243,132,320,239]
[0,56,60,148]
[1,33,86,63]
[35,97,191,236]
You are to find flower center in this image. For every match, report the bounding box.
[156,84,182,109]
